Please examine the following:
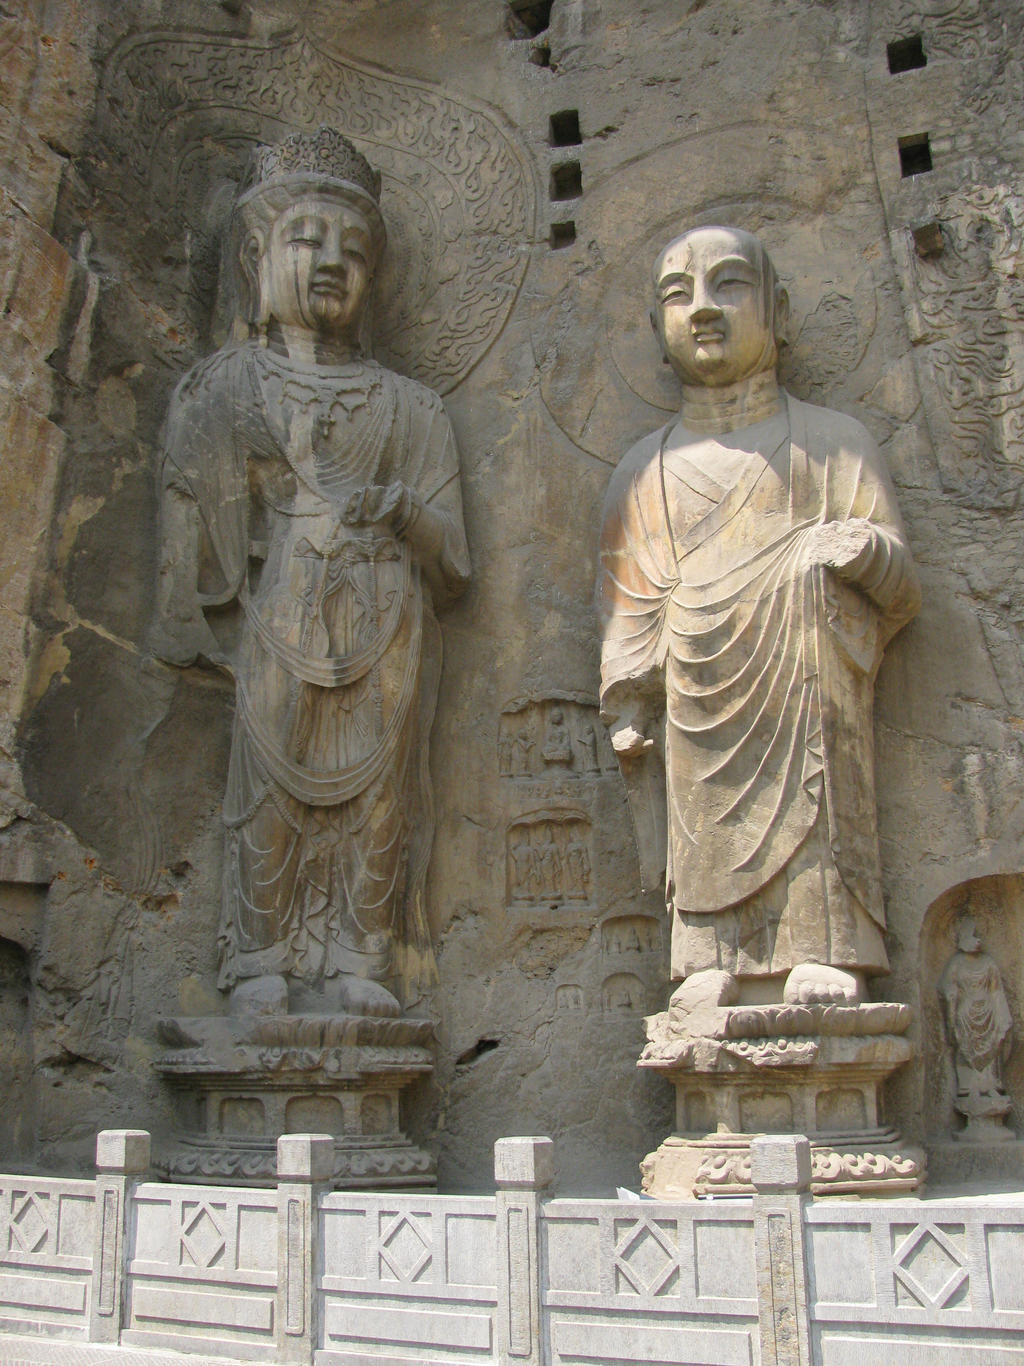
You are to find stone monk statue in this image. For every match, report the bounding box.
[598,226,920,1010]
[153,127,470,1019]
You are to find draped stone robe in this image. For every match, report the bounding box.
[156,341,469,1005]
[599,395,919,981]
[939,947,1013,1095]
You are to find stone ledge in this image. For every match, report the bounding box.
[0,1338,254,1366]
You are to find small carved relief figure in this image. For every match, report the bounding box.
[509,829,537,901]
[573,719,600,773]
[939,917,1015,1141]
[514,726,535,777]
[594,721,618,772]
[556,983,584,1012]
[542,706,574,771]
[598,227,920,1010]
[153,128,470,1018]
[537,824,563,901]
[564,830,591,901]
[602,973,643,1012]
[498,729,515,776]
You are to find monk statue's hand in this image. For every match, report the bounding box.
[343,481,417,533]
[802,518,875,579]
[611,724,652,758]
[609,701,653,758]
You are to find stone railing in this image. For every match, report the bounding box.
[0,1131,1021,1364]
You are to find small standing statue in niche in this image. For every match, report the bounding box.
[153,127,470,1020]
[598,226,921,1011]
[939,916,1015,1142]
[573,718,600,773]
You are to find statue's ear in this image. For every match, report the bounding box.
[650,306,671,365]
[241,231,263,284]
[240,230,267,327]
[774,286,791,346]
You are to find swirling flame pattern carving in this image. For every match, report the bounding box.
[901,185,1024,506]
[100,31,535,393]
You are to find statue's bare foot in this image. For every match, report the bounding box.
[229,974,288,1018]
[330,976,402,1019]
[288,974,402,1018]
[783,963,864,1007]
[669,968,739,1017]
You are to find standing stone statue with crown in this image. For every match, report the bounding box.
[152,127,469,1185]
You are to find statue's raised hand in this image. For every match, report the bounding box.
[343,480,417,533]
[801,518,875,580]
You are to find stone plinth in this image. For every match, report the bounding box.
[639,1000,925,1198]
[156,1013,435,1189]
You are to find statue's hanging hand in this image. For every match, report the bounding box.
[605,691,658,759]
[801,518,876,582]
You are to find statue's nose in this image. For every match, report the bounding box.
[315,231,347,271]
[689,285,721,319]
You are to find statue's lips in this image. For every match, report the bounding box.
[310,280,348,302]
[692,329,725,344]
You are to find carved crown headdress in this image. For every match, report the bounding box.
[241,125,382,204]
[235,126,386,254]
[231,126,387,336]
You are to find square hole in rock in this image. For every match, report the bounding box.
[899,133,932,176]
[550,221,576,250]
[887,34,927,73]
[507,0,553,37]
[550,109,582,147]
[550,161,582,201]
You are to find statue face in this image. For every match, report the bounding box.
[956,917,982,952]
[258,195,377,340]
[653,227,774,388]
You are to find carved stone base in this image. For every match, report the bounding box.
[953,1089,1015,1143]
[642,1129,924,1198]
[639,999,925,1198]
[155,1013,436,1189]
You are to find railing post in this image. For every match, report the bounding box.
[751,1134,813,1366]
[494,1135,554,1366]
[276,1133,333,1364]
[89,1128,151,1343]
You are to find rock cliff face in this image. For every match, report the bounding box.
[1,0,1022,1191]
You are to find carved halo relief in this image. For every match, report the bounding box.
[99,30,536,393]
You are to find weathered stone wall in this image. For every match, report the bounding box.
[1,0,1022,1190]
